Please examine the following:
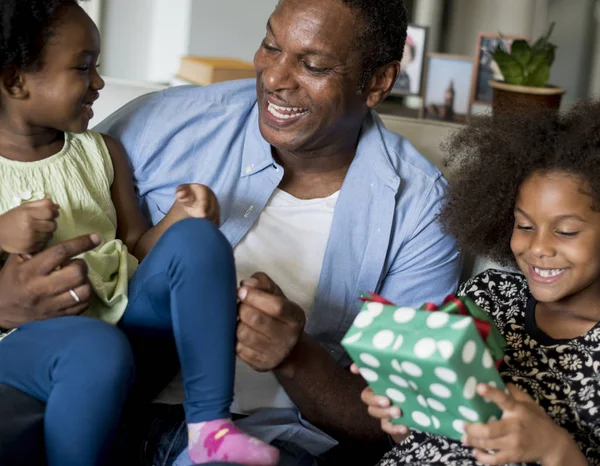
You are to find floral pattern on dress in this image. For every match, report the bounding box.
[377,269,600,466]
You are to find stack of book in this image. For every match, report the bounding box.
[175,56,256,86]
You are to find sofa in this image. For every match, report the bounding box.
[0,77,493,465]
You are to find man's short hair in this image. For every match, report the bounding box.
[340,0,408,92]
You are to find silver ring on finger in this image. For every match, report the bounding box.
[69,289,81,304]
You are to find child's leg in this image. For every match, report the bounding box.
[0,316,135,466]
[121,218,278,465]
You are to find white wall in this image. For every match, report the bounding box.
[187,0,279,62]
[100,0,277,83]
[101,0,154,81]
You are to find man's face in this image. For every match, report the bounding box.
[254,0,369,155]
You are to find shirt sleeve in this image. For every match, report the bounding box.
[93,91,163,168]
[378,176,462,308]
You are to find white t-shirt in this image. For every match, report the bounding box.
[155,188,338,409]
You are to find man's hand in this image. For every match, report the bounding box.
[174,183,220,226]
[236,272,306,372]
[463,383,586,466]
[0,200,59,254]
[0,234,100,328]
[350,363,411,443]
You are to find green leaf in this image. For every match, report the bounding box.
[510,40,532,68]
[491,49,525,85]
[523,64,550,87]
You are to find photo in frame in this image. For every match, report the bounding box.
[420,53,474,124]
[471,32,529,105]
[389,24,428,97]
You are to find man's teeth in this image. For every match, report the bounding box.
[267,102,308,119]
[533,267,564,278]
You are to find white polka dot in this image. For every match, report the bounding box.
[452,419,465,434]
[430,383,452,399]
[372,330,395,349]
[391,359,403,373]
[366,302,384,316]
[417,394,427,408]
[437,340,455,359]
[389,374,409,388]
[451,317,472,329]
[427,312,450,329]
[462,340,477,364]
[427,398,446,412]
[359,367,378,382]
[434,367,457,384]
[489,381,497,388]
[392,334,404,351]
[359,353,381,368]
[412,411,431,427]
[409,381,419,391]
[489,415,498,422]
[393,307,416,324]
[482,350,493,368]
[414,338,437,359]
[432,416,440,429]
[401,361,423,377]
[386,388,406,403]
[343,332,362,345]
[353,312,374,329]
[463,376,478,400]
[458,406,479,422]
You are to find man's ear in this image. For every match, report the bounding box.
[1,68,29,99]
[364,61,400,108]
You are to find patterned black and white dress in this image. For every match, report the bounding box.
[377,269,600,466]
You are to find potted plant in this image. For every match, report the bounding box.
[489,23,565,115]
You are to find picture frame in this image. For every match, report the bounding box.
[470,32,530,105]
[389,24,429,97]
[420,53,474,124]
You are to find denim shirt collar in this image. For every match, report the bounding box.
[240,105,402,191]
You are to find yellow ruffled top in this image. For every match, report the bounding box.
[0,131,138,324]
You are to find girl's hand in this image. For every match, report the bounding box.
[0,200,59,254]
[463,383,587,466]
[174,183,220,226]
[350,363,411,443]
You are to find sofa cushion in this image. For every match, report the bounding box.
[0,384,45,465]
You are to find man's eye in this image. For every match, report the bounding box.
[262,41,279,53]
[75,66,89,71]
[303,62,327,73]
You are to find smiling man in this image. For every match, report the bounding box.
[98,0,461,464]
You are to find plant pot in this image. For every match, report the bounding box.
[489,80,566,116]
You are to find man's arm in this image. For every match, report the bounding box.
[276,332,384,442]
[236,274,385,443]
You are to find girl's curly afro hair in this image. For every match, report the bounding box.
[439,99,600,267]
[0,0,79,74]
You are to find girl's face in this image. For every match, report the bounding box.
[21,3,104,133]
[511,170,600,307]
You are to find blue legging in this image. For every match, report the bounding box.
[120,218,237,423]
[0,316,135,466]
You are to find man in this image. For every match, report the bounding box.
[97,0,461,464]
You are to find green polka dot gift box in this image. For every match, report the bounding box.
[342,294,507,441]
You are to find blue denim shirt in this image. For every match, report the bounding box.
[96,79,461,461]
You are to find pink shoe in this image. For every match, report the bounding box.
[188,419,279,465]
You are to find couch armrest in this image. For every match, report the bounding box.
[0,384,45,465]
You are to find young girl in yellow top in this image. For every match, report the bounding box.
[0,1,278,465]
